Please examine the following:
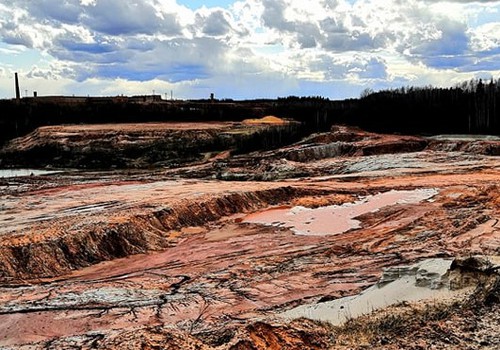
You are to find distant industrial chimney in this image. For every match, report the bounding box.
[15,72,20,101]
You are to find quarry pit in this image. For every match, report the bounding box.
[0,123,499,349]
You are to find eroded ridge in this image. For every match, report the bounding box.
[0,181,325,279]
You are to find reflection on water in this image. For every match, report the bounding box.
[0,169,61,178]
[243,189,439,236]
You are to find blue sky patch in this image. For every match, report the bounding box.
[179,0,236,10]
[1,0,500,99]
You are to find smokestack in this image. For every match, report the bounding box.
[15,72,20,101]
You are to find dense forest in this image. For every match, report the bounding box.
[351,78,500,135]
[244,78,500,136]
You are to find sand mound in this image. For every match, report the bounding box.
[242,115,288,125]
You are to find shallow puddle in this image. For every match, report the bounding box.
[281,258,467,326]
[243,188,438,235]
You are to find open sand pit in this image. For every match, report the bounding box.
[0,124,498,349]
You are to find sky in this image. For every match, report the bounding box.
[0,0,500,100]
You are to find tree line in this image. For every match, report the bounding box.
[1,78,499,147]
[350,78,500,135]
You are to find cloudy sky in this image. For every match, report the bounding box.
[0,0,500,100]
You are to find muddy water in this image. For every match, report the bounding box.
[281,258,471,326]
[243,189,439,235]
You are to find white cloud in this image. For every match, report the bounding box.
[0,0,499,99]
[470,22,500,51]
[80,0,96,6]
[434,0,500,2]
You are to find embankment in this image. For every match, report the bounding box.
[0,186,325,281]
[0,121,302,169]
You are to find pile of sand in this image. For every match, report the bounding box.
[242,115,288,125]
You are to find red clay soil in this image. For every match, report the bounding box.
[0,125,498,349]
